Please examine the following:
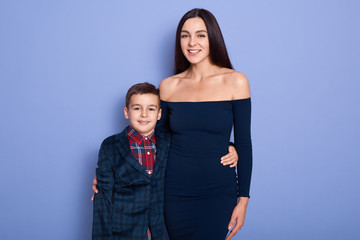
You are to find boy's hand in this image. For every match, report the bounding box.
[220,145,238,168]
[91,177,98,201]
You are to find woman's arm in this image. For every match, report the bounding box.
[233,98,252,197]
[155,100,170,133]
[156,78,174,133]
[226,72,252,240]
[226,197,249,240]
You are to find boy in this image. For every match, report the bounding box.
[92,82,170,240]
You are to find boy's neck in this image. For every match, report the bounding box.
[128,125,155,137]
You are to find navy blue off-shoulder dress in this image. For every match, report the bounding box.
[157,98,252,240]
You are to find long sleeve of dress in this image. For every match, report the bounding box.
[92,142,114,239]
[233,98,253,198]
[156,100,170,133]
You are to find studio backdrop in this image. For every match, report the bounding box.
[0,0,359,239]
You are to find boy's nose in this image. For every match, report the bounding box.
[141,110,148,117]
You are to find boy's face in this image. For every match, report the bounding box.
[124,93,161,136]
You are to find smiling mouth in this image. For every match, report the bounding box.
[138,121,150,125]
[188,50,201,53]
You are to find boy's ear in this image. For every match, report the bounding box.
[157,108,162,120]
[124,107,129,119]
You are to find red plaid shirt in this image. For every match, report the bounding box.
[127,126,156,240]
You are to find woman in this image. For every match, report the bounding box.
[158,8,252,240]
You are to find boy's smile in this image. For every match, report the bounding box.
[124,93,161,136]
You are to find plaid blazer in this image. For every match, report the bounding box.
[92,126,170,240]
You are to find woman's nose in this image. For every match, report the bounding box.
[188,36,196,46]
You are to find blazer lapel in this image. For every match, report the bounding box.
[153,128,170,175]
[115,129,151,179]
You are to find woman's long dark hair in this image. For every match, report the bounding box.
[174,8,233,74]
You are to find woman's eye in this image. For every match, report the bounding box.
[181,35,188,38]
[198,34,206,38]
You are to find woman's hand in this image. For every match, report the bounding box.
[90,176,98,201]
[226,197,249,240]
[221,145,238,168]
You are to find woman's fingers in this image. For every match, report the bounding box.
[92,184,98,194]
[226,203,246,240]
[226,220,243,240]
[226,212,237,240]
[92,185,98,193]
[91,176,98,201]
[92,176,98,194]
[227,211,236,230]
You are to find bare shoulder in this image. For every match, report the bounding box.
[224,70,251,99]
[159,73,183,101]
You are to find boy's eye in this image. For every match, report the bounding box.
[133,107,140,110]
[149,108,156,111]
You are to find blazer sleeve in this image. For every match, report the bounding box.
[92,142,114,239]
[233,98,253,198]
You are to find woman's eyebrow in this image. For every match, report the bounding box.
[181,30,208,33]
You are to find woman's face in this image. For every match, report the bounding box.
[180,17,210,65]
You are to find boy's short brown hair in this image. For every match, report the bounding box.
[126,82,160,108]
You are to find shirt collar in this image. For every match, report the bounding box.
[127,126,156,145]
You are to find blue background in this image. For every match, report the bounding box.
[1,0,359,239]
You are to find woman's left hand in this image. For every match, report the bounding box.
[221,145,238,167]
[226,197,249,240]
